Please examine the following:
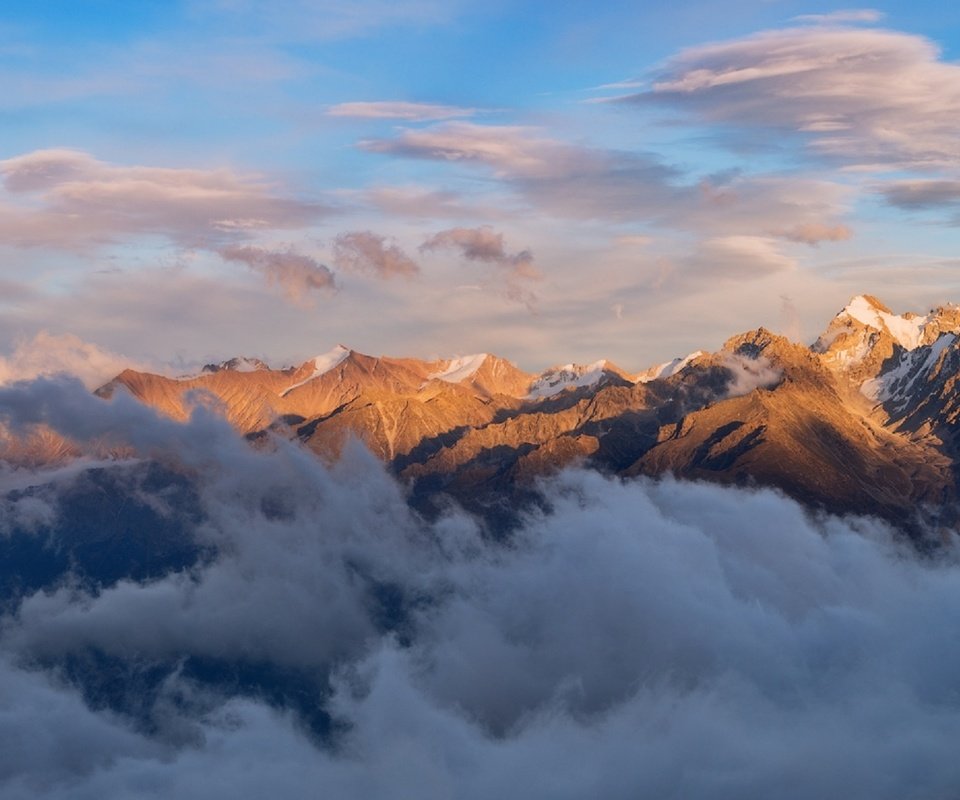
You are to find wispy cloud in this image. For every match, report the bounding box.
[356,185,509,221]
[792,9,885,25]
[0,149,327,251]
[679,235,797,280]
[327,101,478,121]
[365,123,852,246]
[773,222,852,246]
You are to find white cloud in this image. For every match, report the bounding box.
[0,331,146,390]
[792,9,885,24]
[630,26,960,169]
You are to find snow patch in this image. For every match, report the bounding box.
[176,357,269,381]
[635,351,703,383]
[279,345,350,397]
[427,354,489,384]
[843,295,928,350]
[862,333,955,405]
[527,360,608,400]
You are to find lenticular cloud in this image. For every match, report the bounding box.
[2,378,960,798]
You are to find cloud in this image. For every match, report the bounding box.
[721,353,783,397]
[0,149,326,251]
[327,101,477,121]
[774,222,852,245]
[363,123,852,240]
[627,26,960,169]
[792,9,885,24]
[219,245,336,302]
[0,331,145,390]
[420,226,535,272]
[421,226,541,306]
[876,179,960,210]
[361,121,685,224]
[361,122,570,176]
[679,235,796,280]
[3,382,960,798]
[331,231,419,278]
[356,185,509,221]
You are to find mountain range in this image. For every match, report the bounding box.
[7,294,960,538]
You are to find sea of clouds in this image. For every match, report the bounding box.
[1,376,960,799]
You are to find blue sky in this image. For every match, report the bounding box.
[2,1,960,374]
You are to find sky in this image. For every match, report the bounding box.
[3,0,960,373]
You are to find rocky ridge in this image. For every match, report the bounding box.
[7,295,960,537]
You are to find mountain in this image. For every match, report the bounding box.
[7,294,960,537]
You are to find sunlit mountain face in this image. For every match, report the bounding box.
[5,0,960,796]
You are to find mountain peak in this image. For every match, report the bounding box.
[836,295,926,350]
[279,346,352,397]
[847,294,893,315]
[426,354,489,384]
[201,356,270,374]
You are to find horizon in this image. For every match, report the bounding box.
[0,289,948,388]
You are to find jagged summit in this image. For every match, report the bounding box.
[812,295,960,384]
[527,360,632,399]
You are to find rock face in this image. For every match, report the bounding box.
[10,294,960,536]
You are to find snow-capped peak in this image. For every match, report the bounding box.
[526,360,608,400]
[427,354,489,384]
[841,295,928,351]
[635,351,703,383]
[176,356,270,380]
[279,345,351,397]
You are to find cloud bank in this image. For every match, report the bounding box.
[1,377,960,797]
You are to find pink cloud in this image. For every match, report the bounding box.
[219,245,336,303]
[331,231,420,278]
[327,101,477,121]
[0,149,327,251]
[421,226,540,307]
